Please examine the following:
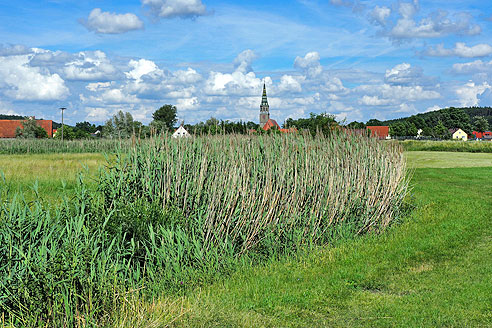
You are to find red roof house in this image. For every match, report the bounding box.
[0,119,53,138]
[471,131,492,140]
[366,126,389,139]
[262,119,297,133]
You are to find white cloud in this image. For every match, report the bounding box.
[455,81,490,107]
[294,52,322,78]
[319,77,347,93]
[425,105,441,112]
[172,68,202,84]
[126,58,162,81]
[370,6,391,26]
[0,45,31,56]
[384,63,425,85]
[359,95,392,106]
[452,59,492,74]
[64,51,117,81]
[356,83,440,105]
[204,71,262,96]
[86,82,112,92]
[85,107,110,121]
[177,97,199,110]
[391,7,481,39]
[233,49,257,73]
[423,43,492,58]
[83,8,144,34]
[142,0,207,19]
[278,75,303,93]
[0,54,69,101]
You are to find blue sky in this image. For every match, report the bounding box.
[0,0,491,125]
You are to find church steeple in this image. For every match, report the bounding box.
[259,83,270,126]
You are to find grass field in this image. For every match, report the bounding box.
[405,151,492,168]
[0,153,105,203]
[1,150,491,327]
[157,165,491,327]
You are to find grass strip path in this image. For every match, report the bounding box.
[164,167,492,327]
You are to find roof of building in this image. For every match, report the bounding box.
[448,128,463,134]
[172,125,190,138]
[471,131,492,139]
[261,83,269,107]
[366,126,389,138]
[0,119,53,138]
[262,119,280,131]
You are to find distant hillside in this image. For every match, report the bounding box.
[378,107,492,137]
[0,114,26,120]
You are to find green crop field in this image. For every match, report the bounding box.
[0,138,491,327]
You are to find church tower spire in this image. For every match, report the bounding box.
[259,82,270,126]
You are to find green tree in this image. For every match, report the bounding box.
[53,125,76,140]
[366,119,383,126]
[473,116,489,132]
[286,112,338,136]
[407,123,418,137]
[433,121,449,139]
[15,119,48,139]
[151,105,177,132]
[103,111,139,138]
[347,121,366,129]
[422,126,434,137]
[389,122,405,137]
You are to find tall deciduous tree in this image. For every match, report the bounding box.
[103,110,141,138]
[151,105,177,132]
[473,116,489,132]
[434,121,448,139]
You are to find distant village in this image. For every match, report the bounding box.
[0,84,491,141]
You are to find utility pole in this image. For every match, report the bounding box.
[59,107,66,141]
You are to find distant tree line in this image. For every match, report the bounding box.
[10,105,490,140]
[348,107,491,139]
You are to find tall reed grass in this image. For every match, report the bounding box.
[0,133,409,326]
[399,139,492,153]
[0,139,128,154]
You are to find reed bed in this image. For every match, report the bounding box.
[0,133,409,326]
[0,138,128,154]
[400,139,492,153]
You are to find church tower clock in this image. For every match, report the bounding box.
[259,83,270,127]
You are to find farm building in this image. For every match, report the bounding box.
[449,128,467,141]
[172,125,191,138]
[366,126,390,139]
[0,118,53,138]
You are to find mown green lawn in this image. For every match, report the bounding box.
[405,151,492,168]
[159,166,491,327]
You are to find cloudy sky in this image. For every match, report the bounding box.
[0,0,491,125]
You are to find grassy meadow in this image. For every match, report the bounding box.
[399,139,492,153]
[0,153,105,203]
[1,136,491,327]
